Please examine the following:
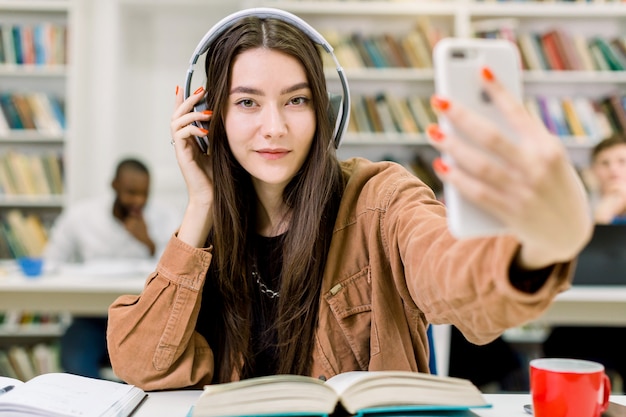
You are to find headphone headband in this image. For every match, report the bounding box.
[184,7,350,150]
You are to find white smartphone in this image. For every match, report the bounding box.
[433,37,523,238]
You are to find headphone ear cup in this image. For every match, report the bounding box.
[328,93,343,146]
[192,93,210,153]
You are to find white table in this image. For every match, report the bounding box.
[133,391,626,417]
[0,261,148,316]
[538,285,626,326]
[431,285,626,376]
[2,260,626,323]
[2,263,626,376]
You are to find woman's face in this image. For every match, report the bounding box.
[225,47,315,193]
[592,143,626,194]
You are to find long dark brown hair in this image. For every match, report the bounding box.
[195,16,345,383]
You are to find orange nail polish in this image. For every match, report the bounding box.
[202,110,213,115]
[430,95,450,112]
[199,128,209,134]
[175,85,179,95]
[481,66,495,82]
[194,86,204,95]
[433,157,449,174]
[427,124,445,142]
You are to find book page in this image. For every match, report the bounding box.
[0,376,23,389]
[0,373,140,417]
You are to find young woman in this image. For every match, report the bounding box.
[107,10,592,390]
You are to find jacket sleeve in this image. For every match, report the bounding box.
[381,166,574,345]
[107,234,215,390]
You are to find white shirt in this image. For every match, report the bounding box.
[44,195,180,264]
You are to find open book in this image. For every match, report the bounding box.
[190,370,490,417]
[0,373,147,417]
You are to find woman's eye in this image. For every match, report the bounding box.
[237,99,255,108]
[290,96,309,106]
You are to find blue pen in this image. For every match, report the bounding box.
[0,385,14,395]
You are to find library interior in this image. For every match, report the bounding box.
[1,0,626,401]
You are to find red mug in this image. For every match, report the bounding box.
[530,358,611,417]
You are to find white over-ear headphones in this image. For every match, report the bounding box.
[183,7,351,153]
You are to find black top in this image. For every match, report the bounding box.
[249,233,284,377]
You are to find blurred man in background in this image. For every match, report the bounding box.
[44,157,180,379]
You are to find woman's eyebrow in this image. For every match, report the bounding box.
[230,86,263,96]
[230,82,310,96]
[281,82,309,95]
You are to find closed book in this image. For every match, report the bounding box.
[540,31,567,70]
[572,35,596,71]
[561,97,587,139]
[0,93,24,129]
[589,42,611,71]
[606,94,626,131]
[407,95,434,132]
[552,29,584,71]
[382,33,410,68]
[352,95,373,133]
[1,25,16,65]
[591,37,625,71]
[363,95,384,133]
[11,94,37,130]
[351,33,375,68]
[518,32,546,71]
[573,97,603,142]
[385,92,419,134]
[535,96,559,135]
[374,93,399,133]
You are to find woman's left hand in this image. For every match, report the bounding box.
[427,68,593,270]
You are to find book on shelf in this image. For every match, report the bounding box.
[1,209,48,258]
[0,151,64,196]
[0,373,147,417]
[350,95,373,133]
[0,23,67,66]
[0,343,62,383]
[572,34,596,72]
[7,346,37,382]
[590,37,625,71]
[363,96,384,133]
[561,97,587,139]
[189,370,490,417]
[374,94,399,134]
[0,92,65,133]
[518,32,547,71]
[541,31,567,70]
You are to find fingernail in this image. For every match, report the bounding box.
[194,86,204,95]
[433,157,449,174]
[481,66,495,82]
[199,128,209,134]
[427,124,445,142]
[430,95,450,112]
[202,110,213,115]
[175,85,179,95]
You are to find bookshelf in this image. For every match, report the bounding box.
[0,0,74,260]
[243,0,626,169]
[0,0,75,377]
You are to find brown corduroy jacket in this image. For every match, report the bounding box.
[107,158,573,391]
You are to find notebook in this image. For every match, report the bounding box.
[572,224,626,286]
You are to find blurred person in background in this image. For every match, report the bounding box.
[44,157,180,379]
[543,134,626,393]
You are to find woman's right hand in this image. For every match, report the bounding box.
[170,85,215,247]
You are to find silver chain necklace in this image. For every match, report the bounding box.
[251,265,280,299]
